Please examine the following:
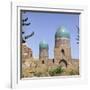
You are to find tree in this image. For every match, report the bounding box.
[75,25,79,44]
[21,12,34,43]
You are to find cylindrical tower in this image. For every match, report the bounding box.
[39,41,49,64]
[54,26,71,66]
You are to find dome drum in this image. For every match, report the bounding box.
[39,41,48,49]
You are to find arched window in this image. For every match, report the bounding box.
[42,60,44,64]
[53,59,54,63]
[61,49,65,56]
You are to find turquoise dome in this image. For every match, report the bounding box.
[55,26,70,39]
[39,41,48,49]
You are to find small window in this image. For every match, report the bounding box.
[61,49,65,55]
[42,60,44,64]
[31,53,32,57]
[53,59,54,63]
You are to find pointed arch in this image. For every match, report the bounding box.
[59,59,67,68]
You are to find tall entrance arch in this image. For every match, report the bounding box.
[59,59,67,69]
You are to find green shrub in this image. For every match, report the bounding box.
[55,66,64,74]
[48,69,56,76]
[49,66,64,76]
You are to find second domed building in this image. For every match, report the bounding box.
[39,41,49,64]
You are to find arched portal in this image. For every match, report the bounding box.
[59,59,67,68]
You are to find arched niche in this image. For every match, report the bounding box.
[61,49,65,56]
[42,60,45,64]
[59,59,67,68]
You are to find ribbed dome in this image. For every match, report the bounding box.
[55,26,70,39]
[39,41,48,49]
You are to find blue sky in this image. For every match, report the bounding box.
[21,11,79,59]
